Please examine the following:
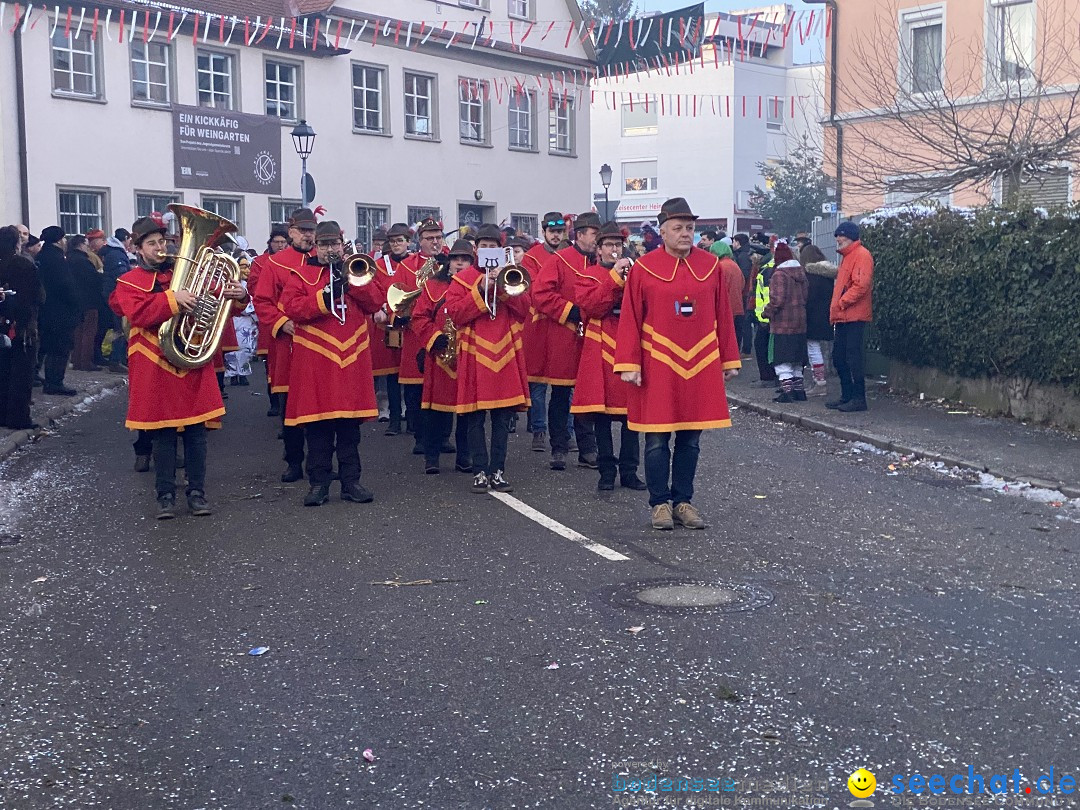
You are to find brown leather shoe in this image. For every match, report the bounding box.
[651,503,674,530]
[673,502,705,529]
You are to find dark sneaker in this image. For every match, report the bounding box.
[837,399,868,412]
[550,452,567,471]
[620,475,648,491]
[280,464,304,483]
[489,470,513,493]
[304,485,331,506]
[187,491,212,516]
[472,472,490,493]
[411,442,424,455]
[425,464,441,475]
[385,423,401,436]
[531,431,547,452]
[439,442,456,454]
[825,398,849,410]
[455,461,473,473]
[43,386,77,396]
[341,482,375,503]
[156,495,176,521]
[577,452,599,469]
[134,455,151,473]
[598,478,616,491]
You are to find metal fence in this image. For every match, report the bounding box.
[810,213,841,263]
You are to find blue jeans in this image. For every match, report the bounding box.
[643,430,702,507]
[152,424,207,499]
[528,382,548,432]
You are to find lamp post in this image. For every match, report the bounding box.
[290,119,316,208]
[599,163,613,221]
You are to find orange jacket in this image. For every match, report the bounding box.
[830,240,873,323]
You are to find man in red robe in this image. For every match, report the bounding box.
[254,208,315,483]
[521,211,567,452]
[281,221,385,507]
[247,226,288,415]
[113,216,248,519]
[444,225,530,494]
[371,222,413,436]
[572,222,646,492]
[532,211,600,471]
[614,197,741,531]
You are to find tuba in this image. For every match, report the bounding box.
[158,204,241,370]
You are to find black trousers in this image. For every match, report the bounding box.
[403,382,423,437]
[280,392,305,467]
[733,314,748,353]
[548,385,598,456]
[43,349,71,389]
[833,321,868,402]
[753,321,777,381]
[467,408,513,475]
[305,418,361,487]
[594,414,641,483]
[385,373,402,426]
[133,429,153,457]
[152,424,207,499]
[423,409,470,468]
[0,343,34,428]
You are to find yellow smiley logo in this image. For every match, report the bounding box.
[848,768,877,798]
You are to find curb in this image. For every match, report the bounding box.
[728,393,1080,499]
[0,378,127,463]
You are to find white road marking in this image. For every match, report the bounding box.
[488,491,631,562]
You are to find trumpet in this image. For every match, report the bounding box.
[325,250,377,325]
[483,247,531,319]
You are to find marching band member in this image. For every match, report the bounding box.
[614,198,741,531]
[372,222,413,436]
[280,221,384,507]
[521,212,567,453]
[254,208,314,483]
[532,211,600,471]
[411,238,473,475]
[113,216,248,520]
[248,227,288,415]
[571,222,647,492]
[398,217,447,456]
[444,225,530,494]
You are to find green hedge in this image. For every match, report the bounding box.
[859,206,1080,394]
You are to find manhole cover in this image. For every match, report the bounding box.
[597,579,773,614]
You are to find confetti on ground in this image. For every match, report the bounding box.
[362,748,376,763]
[546,662,560,670]
[248,647,270,656]
[627,626,645,635]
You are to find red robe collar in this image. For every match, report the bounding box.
[634,246,718,283]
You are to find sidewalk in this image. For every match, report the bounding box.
[725,368,1080,499]
[0,367,128,461]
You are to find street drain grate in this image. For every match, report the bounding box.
[597,579,773,614]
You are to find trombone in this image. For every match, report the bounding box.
[326,249,377,325]
[483,247,530,320]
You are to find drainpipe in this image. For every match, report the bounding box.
[13,28,31,225]
[804,0,842,211]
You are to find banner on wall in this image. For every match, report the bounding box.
[172,105,281,195]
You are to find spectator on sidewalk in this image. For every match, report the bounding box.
[762,242,808,403]
[799,241,836,397]
[829,221,874,413]
[98,228,133,372]
[0,226,42,429]
[225,252,257,387]
[750,251,778,386]
[68,234,104,371]
[731,233,755,356]
[709,240,746,344]
[37,226,80,396]
[24,234,42,261]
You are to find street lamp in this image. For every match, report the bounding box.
[290,119,316,207]
[599,163,613,221]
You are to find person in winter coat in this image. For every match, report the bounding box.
[798,241,836,397]
[829,221,874,412]
[37,226,80,395]
[709,241,746,343]
[762,242,808,402]
[97,228,133,371]
[731,233,754,355]
[68,235,104,371]
[0,226,43,428]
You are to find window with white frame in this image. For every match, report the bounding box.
[270,199,302,228]
[459,79,489,144]
[52,29,100,97]
[508,0,531,19]
[511,214,538,238]
[265,61,300,121]
[884,178,951,206]
[407,206,441,228]
[356,205,390,253]
[621,96,658,136]
[548,95,575,155]
[508,90,535,150]
[131,41,171,104]
[352,64,386,133]
[623,160,658,194]
[405,73,436,138]
[460,0,489,9]
[901,7,943,94]
[202,197,242,228]
[136,192,180,219]
[58,189,106,234]
[196,49,235,110]
[992,0,1035,81]
[766,97,783,131]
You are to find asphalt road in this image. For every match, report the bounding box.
[1,372,1078,810]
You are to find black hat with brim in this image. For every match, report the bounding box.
[541,212,567,229]
[386,223,412,240]
[574,212,602,232]
[130,217,166,245]
[657,197,699,225]
[597,221,626,242]
[315,221,343,241]
[288,208,318,229]
[448,239,475,259]
[475,224,503,244]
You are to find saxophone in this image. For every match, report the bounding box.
[438,308,458,371]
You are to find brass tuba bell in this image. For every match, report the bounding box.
[158,204,241,370]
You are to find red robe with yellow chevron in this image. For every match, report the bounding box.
[280,259,385,427]
[571,263,630,415]
[247,250,273,356]
[613,246,741,432]
[410,275,457,412]
[254,245,308,394]
[113,266,227,430]
[394,252,431,385]
[443,267,530,413]
[367,253,408,376]
[530,245,588,385]
[519,242,557,382]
